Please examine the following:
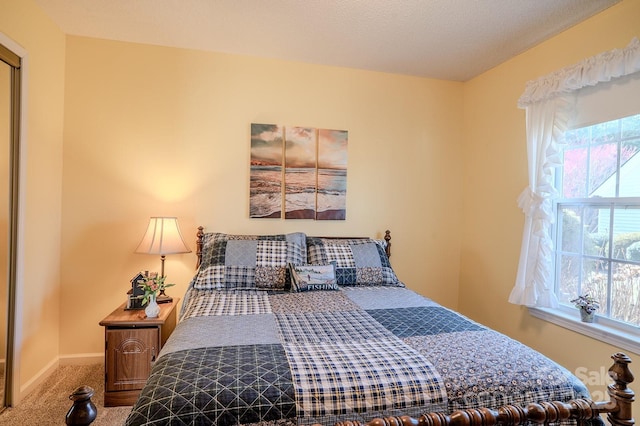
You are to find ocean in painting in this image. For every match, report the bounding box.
[317,168,346,219]
[251,166,346,219]
[285,168,316,219]
[250,166,282,218]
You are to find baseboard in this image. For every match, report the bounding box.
[19,357,59,402]
[17,353,103,404]
[59,353,103,366]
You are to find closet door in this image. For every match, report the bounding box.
[0,41,21,409]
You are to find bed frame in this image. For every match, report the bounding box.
[71,352,633,426]
[72,229,633,426]
[186,228,634,426]
[195,227,393,268]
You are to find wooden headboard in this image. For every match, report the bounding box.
[195,227,392,269]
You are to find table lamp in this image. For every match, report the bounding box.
[135,216,191,302]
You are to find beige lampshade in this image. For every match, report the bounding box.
[136,217,191,256]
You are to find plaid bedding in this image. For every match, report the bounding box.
[125,287,590,426]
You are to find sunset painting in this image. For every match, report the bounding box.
[317,129,348,220]
[285,127,317,219]
[250,123,283,218]
[250,123,347,220]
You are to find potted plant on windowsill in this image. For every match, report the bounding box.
[570,294,600,323]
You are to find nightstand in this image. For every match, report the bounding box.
[99,298,179,407]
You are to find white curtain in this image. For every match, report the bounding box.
[509,37,640,307]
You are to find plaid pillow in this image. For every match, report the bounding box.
[306,237,404,287]
[289,263,339,292]
[194,232,307,290]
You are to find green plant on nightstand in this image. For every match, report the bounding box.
[136,274,175,306]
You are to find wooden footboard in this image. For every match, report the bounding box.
[334,353,634,426]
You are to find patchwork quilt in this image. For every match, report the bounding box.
[125,286,590,426]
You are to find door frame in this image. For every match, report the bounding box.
[0,31,27,408]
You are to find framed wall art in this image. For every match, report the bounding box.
[250,123,348,220]
[250,123,284,219]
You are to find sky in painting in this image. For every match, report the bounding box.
[285,127,316,168]
[318,129,348,169]
[251,123,283,165]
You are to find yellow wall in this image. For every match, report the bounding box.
[0,0,65,401]
[60,37,464,356]
[460,0,639,412]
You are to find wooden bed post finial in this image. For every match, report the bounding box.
[384,230,391,258]
[196,226,204,269]
[606,352,634,426]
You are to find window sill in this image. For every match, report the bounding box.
[528,307,640,355]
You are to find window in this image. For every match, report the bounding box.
[511,38,640,353]
[554,114,640,330]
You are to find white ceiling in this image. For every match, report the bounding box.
[33,0,620,81]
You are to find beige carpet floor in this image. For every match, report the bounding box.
[0,364,131,425]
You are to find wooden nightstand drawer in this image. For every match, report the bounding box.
[105,327,158,392]
[100,299,178,407]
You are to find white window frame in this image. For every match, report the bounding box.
[535,123,640,354]
[533,116,640,355]
[511,38,640,353]
[529,306,640,354]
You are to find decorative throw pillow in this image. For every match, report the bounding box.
[306,237,404,287]
[289,262,339,292]
[193,232,307,290]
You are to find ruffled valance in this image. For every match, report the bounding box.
[518,37,640,108]
[510,38,640,308]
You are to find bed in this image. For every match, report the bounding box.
[124,229,634,426]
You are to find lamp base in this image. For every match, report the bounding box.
[156,294,173,304]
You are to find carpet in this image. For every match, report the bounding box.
[0,363,131,425]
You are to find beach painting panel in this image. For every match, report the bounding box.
[285,127,317,219]
[317,129,348,220]
[250,123,283,218]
